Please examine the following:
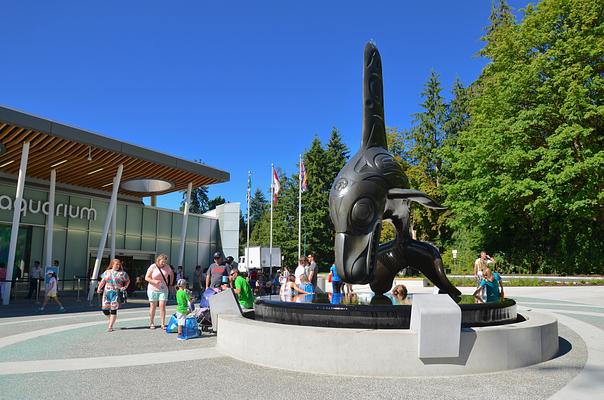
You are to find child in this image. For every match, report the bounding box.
[299,274,314,294]
[175,278,190,340]
[40,271,65,312]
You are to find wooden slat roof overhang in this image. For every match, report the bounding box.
[0,106,229,196]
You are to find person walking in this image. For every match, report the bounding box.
[26,261,43,299]
[145,254,174,330]
[97,258,130,332]
[40,271,65,312]
[329,262,343,293]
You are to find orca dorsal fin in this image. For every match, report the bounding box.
[361,42,388,150]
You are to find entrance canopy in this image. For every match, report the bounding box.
[0,106,229,196]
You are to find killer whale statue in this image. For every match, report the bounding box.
[329,42,461,297]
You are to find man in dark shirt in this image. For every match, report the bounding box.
[205,252,228,289]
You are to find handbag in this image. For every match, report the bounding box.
[328,272,332,283]
[117,289,127,304]
[166,314,178,333]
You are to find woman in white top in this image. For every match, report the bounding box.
[145,254,174,329]
[280,274,310,299]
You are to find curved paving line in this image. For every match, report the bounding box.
[548,313,604,399]
[0,316,149,349]
[0,308,154,326]
[0,347,223,375]
[517,306,604,399]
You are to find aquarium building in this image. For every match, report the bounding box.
[0,106,239,304]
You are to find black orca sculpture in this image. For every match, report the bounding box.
[329,42,461,297]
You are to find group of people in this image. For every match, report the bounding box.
[93,252,255,334]
[472,251,504,302]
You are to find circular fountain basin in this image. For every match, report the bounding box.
[254,293,517,329]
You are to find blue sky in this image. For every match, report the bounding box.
[1,0,530,212]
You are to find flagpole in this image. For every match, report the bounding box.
[269,164,274,277]
[246,170,251,271]
[298,154,302,260]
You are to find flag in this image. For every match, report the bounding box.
[272,167,280,203]
[300,160,307,193]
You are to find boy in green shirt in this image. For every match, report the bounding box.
[175,279,190,340]
[229,269,254,309]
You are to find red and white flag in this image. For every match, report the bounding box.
[272,167,280,203]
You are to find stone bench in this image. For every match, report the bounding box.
[410,294,461,358]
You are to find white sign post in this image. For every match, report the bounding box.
[452,249,458,271]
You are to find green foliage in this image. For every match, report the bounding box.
[446,0,604,274]
[249,128,349,268]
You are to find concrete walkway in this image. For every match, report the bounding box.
[0,286,602,399]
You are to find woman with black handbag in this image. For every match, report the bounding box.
[145,254,174,330]
[97,258,130,332]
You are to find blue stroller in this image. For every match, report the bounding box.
[195,288,216,332]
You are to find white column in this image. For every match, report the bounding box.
[269,164,274,277]
[110,178,117,260]
[2,142,29,305]
[87,165,123,301]
[298,154,302,259]
[246,171,251,270]
[177,182,192,269]
[44,169,56,269]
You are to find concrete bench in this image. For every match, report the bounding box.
[410,294,461,358]
[208,289,243,332]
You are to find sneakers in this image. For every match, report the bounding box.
[59,307,66,312]
[39,307,44,311]
[177,336,187,341]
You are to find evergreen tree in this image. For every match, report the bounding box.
[403,71,448,242]
[249,189,268,233]
[207,196,226,211]
[182,186,208,213]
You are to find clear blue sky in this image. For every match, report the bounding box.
[1,0,530,212]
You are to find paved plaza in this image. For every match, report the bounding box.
[0,286,603,400]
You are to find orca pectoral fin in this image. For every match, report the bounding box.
[387,189,446,210]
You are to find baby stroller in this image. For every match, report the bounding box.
[195,287,217,332]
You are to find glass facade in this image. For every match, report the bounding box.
[0,183,221,282]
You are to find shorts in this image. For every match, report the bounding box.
[148,288,168,302]
[175,311,187,326]
[102,290,120,310]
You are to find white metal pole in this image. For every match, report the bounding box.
[44,169,56,269]
[269,164,274,277]
[246,171,250,270]
[2,142,29,305]
[110,177,117,261]
[178,182,192,270]
[88,164,123,301]
[298,154,302,260]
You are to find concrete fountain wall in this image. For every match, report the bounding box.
[216,310,559,377]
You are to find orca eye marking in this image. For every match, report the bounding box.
[335,178,348,191]
[351,198,375,227]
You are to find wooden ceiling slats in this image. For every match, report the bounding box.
[0,123,221,196]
